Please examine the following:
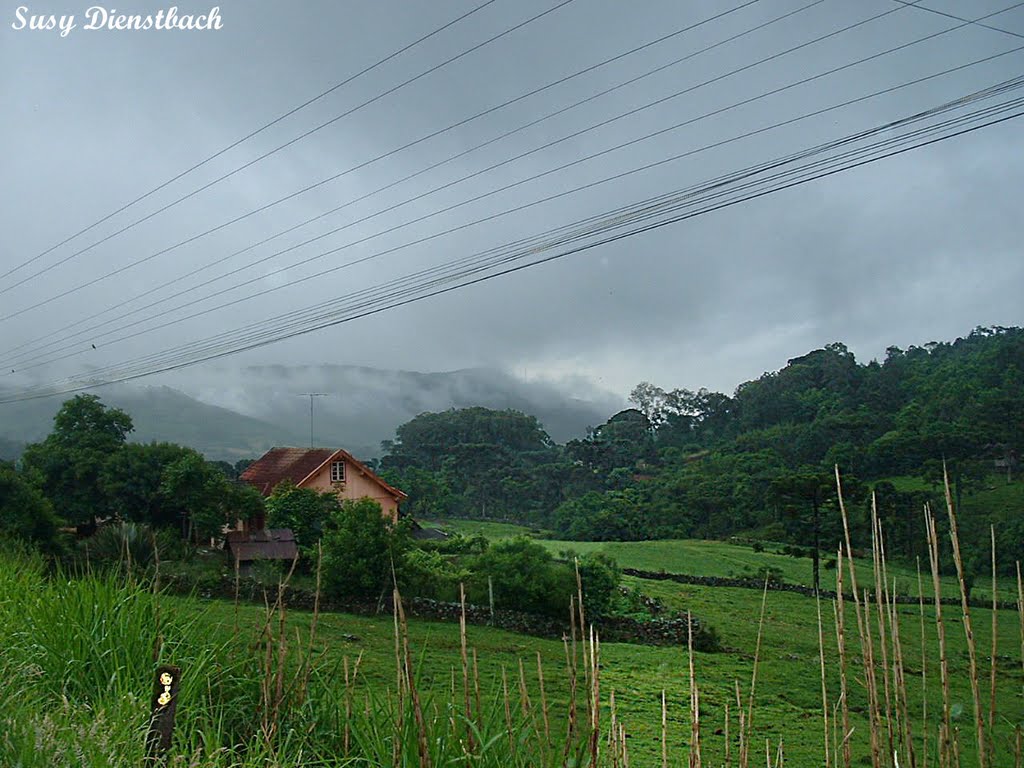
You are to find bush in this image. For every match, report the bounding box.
[469,537,574,618]
[575,552,622,620]
[0,463,61,552]
[80,522,186,568]
[322,498,410,601]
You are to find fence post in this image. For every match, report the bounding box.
[488,575,495,626]
[146,664,181,761]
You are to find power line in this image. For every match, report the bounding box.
[7,7,1020,372]
[0,0,579,296]
[3,80,1019,402]
[0,0,501,284]
[0,0,780,332]
[891,0,1024,39]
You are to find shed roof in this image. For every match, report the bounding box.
[225,528,298,562]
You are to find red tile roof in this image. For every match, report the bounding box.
[239,447,336,496]
[239,446,406,500]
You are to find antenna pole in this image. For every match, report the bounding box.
[300,393,329,448]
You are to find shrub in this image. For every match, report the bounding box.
[469,537,574,618]
[322,498,410,601]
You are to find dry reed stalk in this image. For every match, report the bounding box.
[1017,562,1024,691]
[537,651,551,747]
[942,464,986,768]
[620,722,630,768]
[472,648,482,730]
[925,506,953,766]
[391,594,404,768]
[589,626,602,768]
[917,558,928,768]
[837,467,883,765]
[575,563,590,695]
[502,665,515,754]
[687,611,702,768]
[734,681,746,768]
[564,634,579,766]
[870,499,897,763]
[989,526,997,738]
[817,593,831,768]
[518,657,532,719]
[886,574,916,768]
[725,699,732,768]
[395,589,432,768]
[1015,726,1022,768]
[297,541,324,705]
[836,548,852,768]
[609,689,619,768]
[458,583,475,752]
[861,586,883,768]
[741,580,770,768]
[662,690,668,768]
[344,656,352,757]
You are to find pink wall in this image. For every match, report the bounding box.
[302,457,400,522]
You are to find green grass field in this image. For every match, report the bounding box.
[183,573,1024,766]
[427,519,1014,602]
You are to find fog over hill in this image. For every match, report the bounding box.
[0,366,624,461]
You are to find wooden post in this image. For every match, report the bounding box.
[488,575,495,626]
[146,664,181,761]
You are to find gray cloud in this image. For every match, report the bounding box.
[1,0,1021,405]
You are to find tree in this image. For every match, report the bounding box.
[0,462,60,551]
[21,395,134,526]
[322,498,410,601]
[265,482,340,556]
[159,452,230,541]
[769,469,838,593]
[100,442,194,527]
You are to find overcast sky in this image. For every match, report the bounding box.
[1,0,1022,403]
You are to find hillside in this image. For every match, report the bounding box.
[0,366,622,461]
[0,385,308,461]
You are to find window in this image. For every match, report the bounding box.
[330,460,346,483]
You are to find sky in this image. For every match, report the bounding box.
[1,0,1022,405]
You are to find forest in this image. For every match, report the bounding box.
[378,326,1024,584]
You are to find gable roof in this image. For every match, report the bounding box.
[240,446,407,500]
[239,447,336,495]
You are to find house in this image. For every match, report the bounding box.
[239,447,407,527]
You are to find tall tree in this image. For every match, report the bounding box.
[21,395,133,526]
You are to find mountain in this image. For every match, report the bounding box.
[0,385,308,461]
[179,365,623,452]
[0,367,623,461]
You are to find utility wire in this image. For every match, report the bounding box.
[7,6,1020,371]
[7,43,1023,374]
[4,80,1020,401]
[0,0,815,356]
[0,0,579,296]
[0,0,501,283]
[0,0,781,331]
[891,0,1024,39]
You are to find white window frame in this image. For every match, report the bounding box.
[330,460,346,483]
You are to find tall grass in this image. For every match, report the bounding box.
[3,461,1023,766]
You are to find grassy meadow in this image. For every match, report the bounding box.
[5,496,1024,767]
[429,517,1015,602]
